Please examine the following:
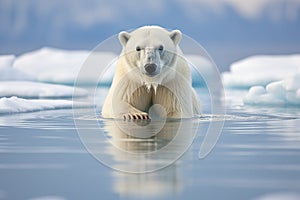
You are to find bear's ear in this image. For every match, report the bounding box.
[169,30,182,46]
[118,31,131,46]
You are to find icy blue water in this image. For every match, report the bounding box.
[0,88,300,200]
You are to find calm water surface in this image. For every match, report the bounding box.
[0,88,300,200]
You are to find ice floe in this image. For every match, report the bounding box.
[0,96,90,114]
[0,54,35,81]
[243,70,300,106]
[222,54,300,89]
[221,54,300,106]
[0,81,87,98]
[12,47,117,85]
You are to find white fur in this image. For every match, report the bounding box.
[102,26,200,119]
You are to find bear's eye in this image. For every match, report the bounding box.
[136,46,141,52]
[158,45,164,51]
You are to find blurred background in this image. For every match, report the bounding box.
[1,0,300,71]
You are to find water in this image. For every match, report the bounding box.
[0,88,300,200]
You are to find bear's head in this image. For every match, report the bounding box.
[118,26,182,86]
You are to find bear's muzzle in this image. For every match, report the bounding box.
[144,63,158,76]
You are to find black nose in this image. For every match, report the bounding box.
[144,63,157,74]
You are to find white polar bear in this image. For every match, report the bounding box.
[102,26,200,119]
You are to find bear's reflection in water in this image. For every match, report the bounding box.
[106,119,175,153]
[102,118,199,197]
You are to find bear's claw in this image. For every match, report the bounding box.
[123,113,150,120]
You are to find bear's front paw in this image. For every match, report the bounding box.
[123,112,150,120]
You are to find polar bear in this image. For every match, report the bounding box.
[102,26,200,119]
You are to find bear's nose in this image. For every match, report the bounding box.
[144,63,157,74]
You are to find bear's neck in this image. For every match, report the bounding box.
[142,82,158,94]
